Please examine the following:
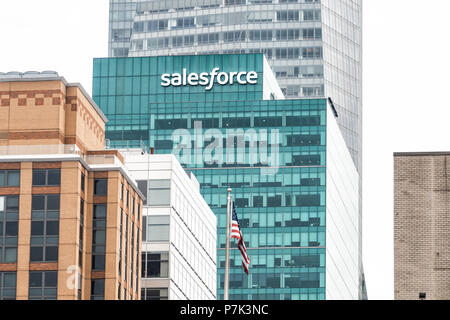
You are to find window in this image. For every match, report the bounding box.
[301,47,323,59]
[28,271,57,300]
[175,17,195,29]
[0,196,19,263]
[249,30,272,41]
[142,252,169,278]
[124,215,129,282]
[146,216,169,242]
[0,272,16,300]
[81,173,85,193]
[147,20,168,31]
[0,170,20,187]
[277,10,299,21]
[198,33,219,44]
[92,205,107,270]
[141,288,168,300]
[148,180,170,206]
[130,223,135,290]
[30,195,60,262]
[135,230,139,293]
[303,10,321,21]
[91,279,105,300]
[32,169,60,186]
[79,199,85,268]
[184,35,194,46]
[133,22,144,33]
[302,28,322,40]
[94,179,107,195]
[118,209,123,277]
[224,31,246,42]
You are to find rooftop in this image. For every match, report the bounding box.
[0,71,107,123]
[394,151,450,157]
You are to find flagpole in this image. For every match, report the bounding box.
[224,188,232,300]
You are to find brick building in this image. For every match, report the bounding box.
[0,72,144,300]
[394,152,450,300]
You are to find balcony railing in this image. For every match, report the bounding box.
[0,144,123,167]
[0,144,82,156]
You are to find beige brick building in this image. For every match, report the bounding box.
[394,152,450,300]
[0,72,144,300]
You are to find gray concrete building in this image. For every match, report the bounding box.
[394,152,450,300]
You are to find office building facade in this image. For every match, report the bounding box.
[92,53,360,299]
[0,72,144,300]
[108,0,362,173]
[120,152,217,300]
[394,152,450,300]
[108,1,364,296]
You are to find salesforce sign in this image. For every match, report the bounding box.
[160,68,258,91]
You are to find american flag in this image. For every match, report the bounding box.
[231,202,250,274]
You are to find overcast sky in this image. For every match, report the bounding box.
[2,0,450,300]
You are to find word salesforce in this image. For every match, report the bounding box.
[161,68,258,91]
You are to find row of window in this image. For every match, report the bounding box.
[153,115,322,130]
[275,65,323,79]
[219,272,321,289]
[219,252,322,269]
[133,28,322,50]
[130,0,320,15]
[130,10,320,34]
[0,169,61,187]
[0,271,106,300]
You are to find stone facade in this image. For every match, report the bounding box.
[0,74,144,300]
[394,152,450,300]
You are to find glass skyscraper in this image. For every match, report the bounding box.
[92,53,361,299]
[107,0,362,172]
[107,2,363,293]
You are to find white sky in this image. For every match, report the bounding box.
[2,0,450,300]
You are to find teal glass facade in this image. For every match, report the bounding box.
[92,54,357,300]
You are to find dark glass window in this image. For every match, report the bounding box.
[28,271,57,300]
[0,170,20,187]
[287,134,321,146]
[92,205,107,271]
[81,173,85,193]
[222,117,251,128]
[30,195,60,262]
[141,288,168,300]
[142,252,169,278]
[79,199,85,268]
[0,196,19,263]
[32,169,60,186]
[0,272,16,300]
[295,194,321,207]
[136,180,147,205]
[94,179,108,195]
[90,279,105,300]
